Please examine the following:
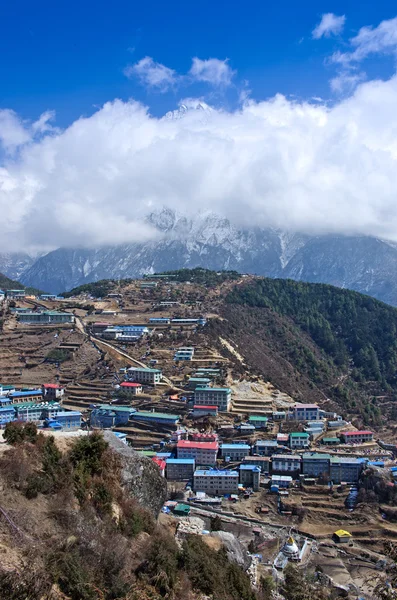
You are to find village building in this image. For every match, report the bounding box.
[186,378,211,390]
[248,415,268,429]
[272,454,302,474]
[242,456,271,472]
[45,410,82,430]
[272,411,286,421]
[194,387,232,411]
[252,439,279,456]
[126,367,162,385]
[321,437,340,446]
[5,289,26,299]
[177,440,219,465]
[9,389,43,403]
[192,405,218,418]
[14,401,61,422]
[340,430,374,444]
[193,469,239,494]
[119,382,143,395]
[149,317,171,324]
[131,411,179,426]
[290,403,320,421]
[91,405,137,428]
[330,457,363,483]
[18,311,74,324]
[42,383,64,401]
[239,464,260,491]
[188,432,218,442]
[166,458,195,481]
[0,406,16,425]
[220,443,250,461]
[289,432,310,449]
[271,475,293,488]
[302,453,331,478]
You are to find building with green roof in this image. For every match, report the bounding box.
[248,415,268,428]
[130,411,179,426]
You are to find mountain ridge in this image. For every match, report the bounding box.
[4,209,397,304]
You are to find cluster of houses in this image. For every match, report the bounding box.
[144,426,375,495]
[0,383,82,430]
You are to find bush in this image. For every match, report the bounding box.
[119,499,155,537]
[3,421,38,445]
[210,515,223,531]
[46,348,72,363]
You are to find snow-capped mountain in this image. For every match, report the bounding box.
[15,208,397,306]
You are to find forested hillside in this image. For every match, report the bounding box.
[0,272,43,295]
[213,278,397,425]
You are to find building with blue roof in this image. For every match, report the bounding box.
[239,464,261,491]
[0,406,16,425]
[220,443,250,461]
[193,469,239,494]
[9,390,43,403]
[46,411,81,430]
[166,458,195,481]
[194,387,232,411]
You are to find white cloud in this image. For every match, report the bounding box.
[331,16,397,65]
[124,56,178,92]
[4,76,397,251]
[312,13,345,39]
[189,58,235,86]
[330,71,366,93]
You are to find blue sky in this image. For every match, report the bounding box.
[2,1,397,253]
[1,0,396,125]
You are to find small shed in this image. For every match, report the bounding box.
[174,503,191,516]
[333,529,352,543]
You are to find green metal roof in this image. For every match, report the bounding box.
[128,367,162,373]
[132,411,179,420]
[98,404,136,412]
[14,401,59,409]
[248,415,268,421]
[290,432,310,437]
[322,437,340,442]
[302,453,331,460]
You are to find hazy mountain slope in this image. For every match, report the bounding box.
[282,236,397,306]
[20,211,288,293]
[211,277,397,424]
[0,252,35,281]
[17,209,397,304]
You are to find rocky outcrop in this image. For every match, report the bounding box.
[104,431,167,517]
[210,531,252,570]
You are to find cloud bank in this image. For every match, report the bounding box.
[3,73,397,252]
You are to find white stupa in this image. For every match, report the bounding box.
[281,536,300,560]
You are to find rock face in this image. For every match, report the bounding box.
[13,208,397,306]
[211,531,251,570]
[104,431,167,517]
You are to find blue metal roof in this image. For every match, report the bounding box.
[10,390,43,398]
[166,458,195,464]
[239,464,261,471]
[194,469,238,476]
[0,407,15,413]
[221,444,250,450]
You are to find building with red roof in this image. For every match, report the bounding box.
[120,382,143,395]
[177,439,219,465]
[152,457,166,477]
[192,405,218,418]
[42,383,64,400]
